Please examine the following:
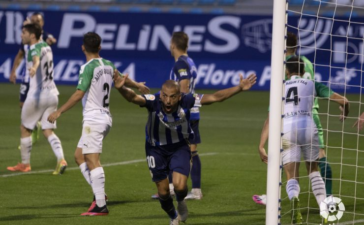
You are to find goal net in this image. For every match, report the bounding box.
[267,0,364,224]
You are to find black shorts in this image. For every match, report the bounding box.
[145,141,191,182]
[19,82,29,103]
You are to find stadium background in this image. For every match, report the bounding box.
[0,1,363,225]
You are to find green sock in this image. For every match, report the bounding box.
[319,157,332,196]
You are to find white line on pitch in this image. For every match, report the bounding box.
[0,152,218,178]
[337,219,364,225]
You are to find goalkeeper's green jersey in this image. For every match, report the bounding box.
[286,54,319,110]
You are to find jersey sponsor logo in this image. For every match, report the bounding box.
[178,69,188,76]
[145,94,155,101]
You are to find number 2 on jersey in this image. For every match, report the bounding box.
[286,87,300,105]
[103,83,110,107]
[43,60,53,81]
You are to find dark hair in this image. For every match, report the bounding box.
[22,23,42,40]
[171,32,188,52]
[83,32,101,53]
[286,32,297,51]
[32,12,44,20]
[286,56,305,76]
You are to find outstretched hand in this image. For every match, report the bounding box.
[113,69,128,89]
[259,147,268,164]
[48,111,61,123]
[239,73,257,91]
[353,112,364,131]
[137,82,150,94]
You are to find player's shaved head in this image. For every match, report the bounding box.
[83,32,101,53]
[22,23,42,40]
[171,32,189,52]
[162,80,180,93]
[286,56,305,76]
[287,32,297,52]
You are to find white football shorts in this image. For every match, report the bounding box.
[21,94,58,130]
[281,117,320,165]
[77,121,111,154]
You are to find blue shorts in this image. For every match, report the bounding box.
[189,120,201,144]
[19,82,29,103]
[145,141,191,182]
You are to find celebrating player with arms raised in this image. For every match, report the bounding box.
[113,70,256,224]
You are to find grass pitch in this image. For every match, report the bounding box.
[0,83,363,225]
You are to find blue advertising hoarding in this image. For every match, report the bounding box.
[0,10,363,93]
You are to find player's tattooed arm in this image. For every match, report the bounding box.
[200,73,257,105]
[114,69,150,94]
[113,72,146,106]
[29,55,40,77]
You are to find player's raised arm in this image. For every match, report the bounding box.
[200,73,256,105]
[114,72,147,106]
[114,69,150,94]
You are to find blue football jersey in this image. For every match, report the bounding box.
[169,55,200,120]
[142,93,203,147]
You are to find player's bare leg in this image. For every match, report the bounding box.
[284,162,303,224]
[43,129,67,175]
[7,124,32,172]
[156,178,179,224]
[173,171,189,222]
[186,144,203,200]
[81,153,108,216]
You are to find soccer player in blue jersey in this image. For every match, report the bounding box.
[9,12,57,145]
[113,71,256,225]
[152,31,202,200]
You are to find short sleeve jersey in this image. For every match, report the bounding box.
[284,75,333,119]
[169,55,199,120]
[142,93,203,147]
[286,54,319,109]
[77,58,115,125]
[26,41,59,98]
[20,31,52,84]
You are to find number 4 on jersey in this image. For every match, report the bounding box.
[286,87,300,105]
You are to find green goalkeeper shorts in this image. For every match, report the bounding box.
[313,108,324,149]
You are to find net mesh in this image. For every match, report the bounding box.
[278,0,364,224]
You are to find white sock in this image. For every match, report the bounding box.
[309,171,326,206]
[90,167,106,207]
[286,179,300,200]
[47,133,64,161]
[169,183,175,194]
[20,137,32,164]
[79,162,91,186]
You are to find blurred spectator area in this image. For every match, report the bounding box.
[1,0,363,15]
